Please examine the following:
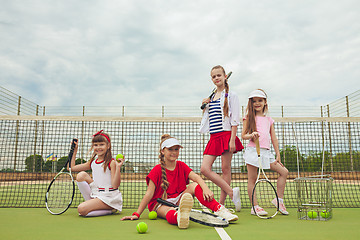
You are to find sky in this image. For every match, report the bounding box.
[1,0,359,109]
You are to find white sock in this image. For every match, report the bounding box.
[278,198,284,203]
[85,210,113,217]
[76,181,92,201]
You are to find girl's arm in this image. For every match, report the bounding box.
[121,180,156,220]
[270,124,283,167]
[188,171,214,201]
[241,119,259,141]
[110,157,125,189]
[67,140,91,172]
[229,125,237,153]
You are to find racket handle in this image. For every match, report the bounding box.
[157,198,177,208]
[200,102,207,110]
[254,138,260,156]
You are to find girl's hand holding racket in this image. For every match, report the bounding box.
[251,131,259,140]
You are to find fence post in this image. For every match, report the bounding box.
[32,105,39,172]
[346,96,353,171]
[327,104,334,172]
[281,106,285,165]
[14,96,21,171]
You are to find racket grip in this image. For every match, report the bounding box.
[200,103,207,110]
[254,138,260,156]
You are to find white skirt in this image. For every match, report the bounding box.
[244,147,275,169]
[90,182,123,212]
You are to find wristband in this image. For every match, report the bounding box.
[132,212,140,218]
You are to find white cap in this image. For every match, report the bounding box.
[248,89,267,99]
[161,138,183,149]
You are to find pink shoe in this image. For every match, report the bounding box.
[250,206,268,216]
[271,198,289,215]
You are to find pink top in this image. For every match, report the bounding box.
[245,116,274,149]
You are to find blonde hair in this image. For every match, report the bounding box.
[244,89,268,134]
[211,65,230,117]
[90,132,112,172]
[158,134,174,200]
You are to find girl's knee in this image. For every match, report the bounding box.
[200,165,210,175]
[76,171,88,182]
[77,203,88,216]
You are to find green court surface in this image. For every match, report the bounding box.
[0,208,359,240]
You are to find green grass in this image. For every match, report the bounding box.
[0,208,359,240]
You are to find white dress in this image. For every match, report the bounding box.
[89,159,123,212]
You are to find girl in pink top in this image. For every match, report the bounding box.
[241,89,289,216]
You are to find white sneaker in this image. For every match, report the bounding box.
[272,198,289,215]
[232,187,241,212]
[250,206,268,216]
[215,206,238,222]
[177,193,194,229]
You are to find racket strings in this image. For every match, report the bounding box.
[46,173,74,214]
[253,180,278,217]
[190,211,227,226]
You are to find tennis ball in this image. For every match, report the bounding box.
[321,210,330,218]
[307,210,318,219]
[116,154,124,162]
[136,222,148,234]
[148,211,157,220]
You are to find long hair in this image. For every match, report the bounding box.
[158,134,173,200]
[211,65,229,117]
[244,89,268,134]
[90,132,112,172]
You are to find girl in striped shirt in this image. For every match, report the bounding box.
[199,65,244,211]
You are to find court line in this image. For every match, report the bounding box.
[197,200,232,240]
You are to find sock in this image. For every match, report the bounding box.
[85,210,113,217]
[278,198,284,203]
[76,181,92,201]
[194,185,221,212]
[165,209,177,225]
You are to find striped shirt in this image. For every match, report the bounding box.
[209,98,223,134]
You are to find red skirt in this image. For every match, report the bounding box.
[203,131,244,156]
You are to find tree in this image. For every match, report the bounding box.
[25,155,44,172]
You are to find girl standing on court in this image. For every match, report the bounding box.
[69,130,124,217]
[199,65,243,211]
[242,89,289,215]
[121,134,238,228]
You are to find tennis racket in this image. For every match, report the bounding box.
[157,198,229,227]
[45,139,77,215]
[251,138,279,219]
[200,71,232,110]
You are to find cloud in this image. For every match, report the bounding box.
[1,0,359,110]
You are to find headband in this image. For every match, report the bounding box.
[161,138,183,150]
[248,89,267,99]
[92,130,110,143]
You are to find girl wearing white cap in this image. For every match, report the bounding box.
[242,89,289,216]
[121,134,238,228]
[199,65,243,212]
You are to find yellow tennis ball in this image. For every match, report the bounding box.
[136,222,148,234]
[148,211,157,220]
[320,210,330,218]
[307,210,318,219]
[116,154,124,162]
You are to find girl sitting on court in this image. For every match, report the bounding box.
[121,134,238,228]
[199,65,243,211]
[69,130,124,217]
[241,89,289,215]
